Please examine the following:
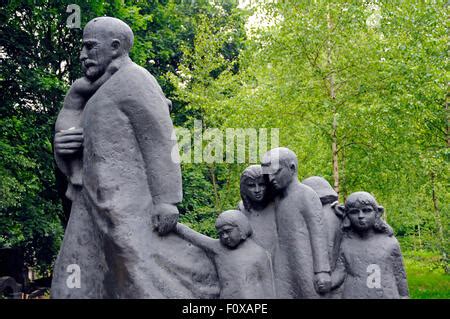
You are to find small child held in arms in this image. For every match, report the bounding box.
[55,63,118,199]
[175,210,275,299]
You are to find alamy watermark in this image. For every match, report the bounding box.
[66,4,80,29]
[366,2,382,29]
[171,120,279,164]
[66,264,81,289]
[366,264,381,289]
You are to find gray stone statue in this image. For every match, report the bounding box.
[52,17,218,298]
[50,16,408,300]
[238,165,278,256]
[175,210,276,299]
[331,192,409,299]
[301,176,343,271]
[261,148,331,298]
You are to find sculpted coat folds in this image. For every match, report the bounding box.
[52,17,218,299]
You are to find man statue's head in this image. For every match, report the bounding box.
[261,147,298,192]
[80,17,134,80]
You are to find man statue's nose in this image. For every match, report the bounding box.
[80,49,87,62]
[358,211,365,218]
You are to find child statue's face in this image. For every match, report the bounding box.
[217,224,243,248]
[347,203,378,232]
[244,176,267,203]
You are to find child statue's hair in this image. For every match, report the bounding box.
[339,191,393,236]
[215,210,253,239]
[240,165,272,211]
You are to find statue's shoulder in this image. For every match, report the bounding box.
[117,63,156,86]
[110,62,167,106]
[376,233,399,249]
[292,182,317,200]
[124,62,149,75]
[338,233,351,248]
[297,181,312,192]
[245,239,265,255]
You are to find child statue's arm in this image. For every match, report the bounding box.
[175,223,218,254]
[62,60,119,113]
[331,252,346,290]
[391,240,409,298]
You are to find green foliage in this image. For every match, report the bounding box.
[1,0,110,273]
[1,0,448,281]
[0,115,63,272]
[0,0,246,271]
[171,0,448,267]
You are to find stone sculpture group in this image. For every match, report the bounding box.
[51,17,409,299]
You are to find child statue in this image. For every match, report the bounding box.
[175,210,276,299]
[331,192,409,299]
[54,63,118,200]
[238,165,277,256]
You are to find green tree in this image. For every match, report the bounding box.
[0,0,246,271]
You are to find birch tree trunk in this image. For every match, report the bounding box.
[430,172,447,272]
[327,8,340,197]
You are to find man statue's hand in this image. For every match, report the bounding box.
[314,272,331,294]
[54,128,84,156]
[152,203,179,236]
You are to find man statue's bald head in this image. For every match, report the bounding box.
[84,17,134,53]
[80,17,134,80]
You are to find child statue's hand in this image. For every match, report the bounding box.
[54,127,83,156]
[152,203,179,236]
[314,272,332,294]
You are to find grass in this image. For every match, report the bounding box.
[404,250,449,299]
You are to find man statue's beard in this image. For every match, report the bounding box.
[82,60,107,81]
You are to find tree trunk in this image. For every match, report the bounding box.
[431,172,448,273]
[417,222,422,250]
[446,90,449,148]
[209,164,221,211]
[327,8,339,196]
[341,146,346,202]
[332,111,339,195]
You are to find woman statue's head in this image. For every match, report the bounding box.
[240,165,271,211]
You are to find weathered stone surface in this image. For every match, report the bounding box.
[302,176,342,269]
[261,148,331,298]
[331,192,409,299]
[238,165,277,256]
[176,210,275,299]
[51,17,218,299]
[51,16,409,300]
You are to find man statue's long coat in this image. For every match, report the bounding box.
[272,182,330,298]
[51,61,219,298]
